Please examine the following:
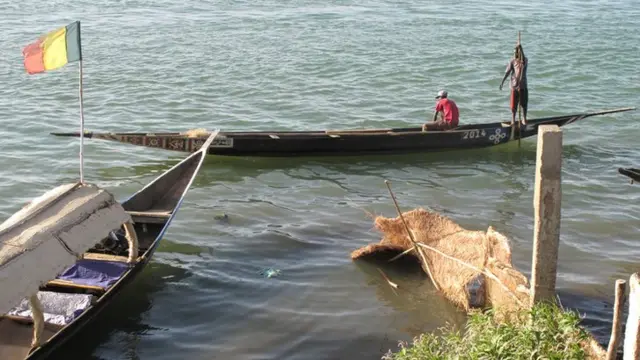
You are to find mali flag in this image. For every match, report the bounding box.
[22,21,82,75]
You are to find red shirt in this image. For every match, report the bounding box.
[435,98,459,126]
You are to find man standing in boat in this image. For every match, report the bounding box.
[422,90,459,131]
[499,44,528,125]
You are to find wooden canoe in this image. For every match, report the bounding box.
[51,107,635,157]
[0,132,218,360]
[619,168,640,183]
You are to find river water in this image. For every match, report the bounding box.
[1,0,639,359]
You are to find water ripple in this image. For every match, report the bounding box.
[1,0,640,359]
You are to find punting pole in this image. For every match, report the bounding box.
[517,30,522,148]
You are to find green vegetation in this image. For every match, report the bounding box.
[383,302,590,360]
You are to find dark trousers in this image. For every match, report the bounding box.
[510,88,528,114]
[422,120,455,131]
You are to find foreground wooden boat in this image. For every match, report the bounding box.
[0,131,218,360]
[51,108,635,157]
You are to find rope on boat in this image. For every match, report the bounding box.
[123,221,139,264]
[28,294,44,349]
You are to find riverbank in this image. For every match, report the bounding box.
[383,302,591,359]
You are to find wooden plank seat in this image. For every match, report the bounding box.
[43,259,130,293]
[82,252,136,263]
[45,279,106,293]
[127,210,172,224]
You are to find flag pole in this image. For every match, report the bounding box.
[79,60,84,183]
[78,24,85,184]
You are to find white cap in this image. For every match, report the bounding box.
[435,90,448,99]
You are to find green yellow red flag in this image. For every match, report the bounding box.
[22,21,82,75]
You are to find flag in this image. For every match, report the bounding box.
[22,21,82,75]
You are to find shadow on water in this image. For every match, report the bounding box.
[348,237,623,352]
[94,141,598,182]
[353,254,622,352]
[89,141,602,188]
[54,256,190,360]
[352,255,468,331]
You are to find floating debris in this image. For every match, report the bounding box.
[260,268,281,278]
[214,213,229,223]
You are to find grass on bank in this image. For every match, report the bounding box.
[383,302,590,360]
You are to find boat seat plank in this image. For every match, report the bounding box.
[127,210,172,224]
[83,252,136,263]
[45,279,106,293]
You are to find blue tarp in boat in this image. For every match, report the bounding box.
[57,259,129,289]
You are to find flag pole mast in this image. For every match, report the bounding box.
[78,22,85,184]
[79,60,84,183]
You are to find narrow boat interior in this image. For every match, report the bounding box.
[0,133,207,360]
[0,210,165,360]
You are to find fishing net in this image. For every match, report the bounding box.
[180,128,210,138]
[351,208,530,317]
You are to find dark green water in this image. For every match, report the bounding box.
[1,1,639,359]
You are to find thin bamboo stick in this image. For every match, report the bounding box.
[384,180,440,291]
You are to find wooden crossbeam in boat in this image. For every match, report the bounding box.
[127,210,172,224]
[45,279,106,293]
[82,252,138,263]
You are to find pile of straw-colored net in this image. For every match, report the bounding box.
[180,128,210,138]
[351,207,607,358]
[352,208,530,317]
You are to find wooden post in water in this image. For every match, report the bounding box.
[607,279,627,360]
[530,125,563,305]
[624,273,640,360]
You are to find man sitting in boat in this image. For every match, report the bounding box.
[499,44,528,126]
[422,90,459,131]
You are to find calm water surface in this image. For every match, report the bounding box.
[1,0,640,359]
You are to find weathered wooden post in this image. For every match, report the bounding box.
[624,273,640,360]
[607,279,627,360]
[530,125,563,305]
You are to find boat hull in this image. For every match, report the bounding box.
[15,133,217,360]
[51,108,636,157]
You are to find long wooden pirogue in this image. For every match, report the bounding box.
[619,167,640,183]
[51,108,635,157]
[0,132,218,359]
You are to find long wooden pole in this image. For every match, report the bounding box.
[517,30,522,148]
[79,59,85,184]
[384,180,440,291]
